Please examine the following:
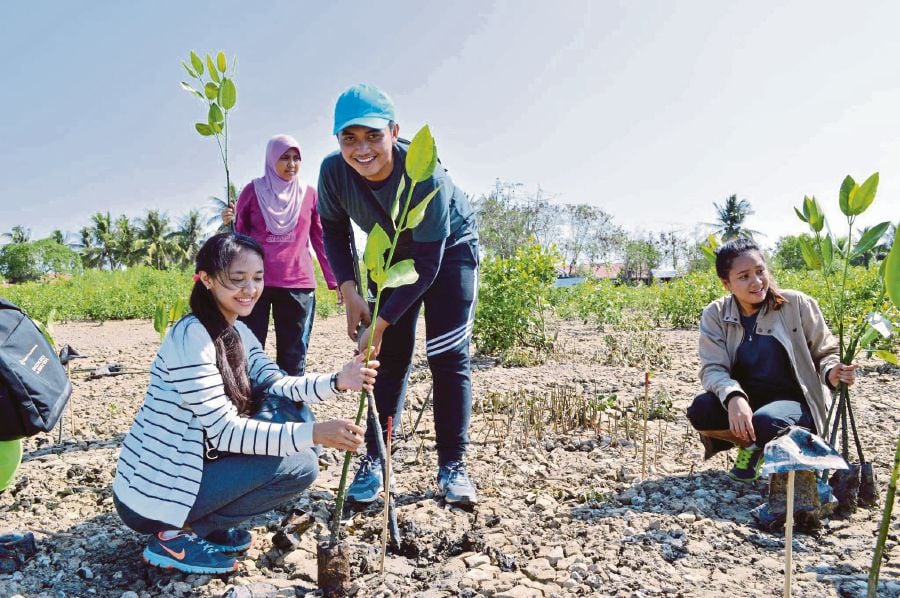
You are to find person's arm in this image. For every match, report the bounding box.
[164,320,315,454]
[233,184,255,235]
[317,174,357,289]
[379,238,444,325]
[697,302,746,407]
[308,190,338,290]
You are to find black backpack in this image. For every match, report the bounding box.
[0,298,71,440]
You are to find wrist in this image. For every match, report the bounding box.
[374,316,390,332]
[340,280,359,295]
[331,372,345,393]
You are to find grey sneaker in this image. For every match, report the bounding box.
[437,461,477,505]
[346,455,383,504]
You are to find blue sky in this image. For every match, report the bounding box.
[1,1,898,248]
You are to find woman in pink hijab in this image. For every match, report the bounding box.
[223,134,337,375]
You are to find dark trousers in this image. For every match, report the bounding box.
[240,287,315,376]
[687,391,814,448]
[367,240,478,466]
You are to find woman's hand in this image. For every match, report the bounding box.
[312,419,364,451]
[828,363,858,388]
[340,281,371,342]
[727,395,756,444]
[222,206,235,226]
[336,353,379,392]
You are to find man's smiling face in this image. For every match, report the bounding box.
[337,123,399,182]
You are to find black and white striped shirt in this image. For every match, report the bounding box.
[113,315,336,527]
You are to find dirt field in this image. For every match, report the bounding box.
[2,315,899,597]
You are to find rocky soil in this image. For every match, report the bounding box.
[2,315,899,597]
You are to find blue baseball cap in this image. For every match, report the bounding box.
[333,84,396,135]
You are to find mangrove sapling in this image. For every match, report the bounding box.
[328,124,442,547]
[794,174,897,509]
[179,51,239,222]
[867,226,900,596]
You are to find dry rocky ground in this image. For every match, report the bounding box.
[1,314,899,597]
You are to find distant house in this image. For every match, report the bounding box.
[591,263,625,279]
[651,268,680,283]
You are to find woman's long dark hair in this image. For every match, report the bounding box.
[715,237,786,311]
[190,233,264,416]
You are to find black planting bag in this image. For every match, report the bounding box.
[0,298,72,440]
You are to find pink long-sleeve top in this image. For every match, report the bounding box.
[235,183,337,290]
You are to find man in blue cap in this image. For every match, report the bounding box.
[318,84,479,505]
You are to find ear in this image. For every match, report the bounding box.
[198,271,213,290]
[390,122,400,143]
[719,278,731,292]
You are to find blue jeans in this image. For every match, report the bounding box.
[240,287,315,376]
[114,398,319,537]
[367,240,478,466]
[687,391,814,448]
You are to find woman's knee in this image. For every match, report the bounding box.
[275,450,319,491]
[686,392,720,429]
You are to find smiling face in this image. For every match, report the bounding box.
[337,123,399,182]
[201,250,265,324]
[721,250,769,315]
[274,147,301,181]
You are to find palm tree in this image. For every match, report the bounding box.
[2,225,31,244]
[111,215,144,267]
[710,194,761,242]
[139,210,179,270]
[174,209,207,267]
[88,212,118,269]
[206,182,239,232]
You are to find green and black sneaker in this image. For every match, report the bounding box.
[728,447,764,482]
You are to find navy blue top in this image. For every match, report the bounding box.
[732,310,804,402]
[317,140,477,324]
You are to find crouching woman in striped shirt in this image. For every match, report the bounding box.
[112,232,378,574]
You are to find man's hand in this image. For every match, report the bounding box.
[357,317,389,358]
[340,280,371,342]
[727,395,756,444]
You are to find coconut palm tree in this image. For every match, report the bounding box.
[2,225,31,244]
[139,210,179,270]
[174,209,207,267]
[111,215,144,267]
[710,194,761,241]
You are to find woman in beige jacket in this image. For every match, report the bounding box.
[687,238,857,482]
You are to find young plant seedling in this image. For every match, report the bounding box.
[794,174,897,509]
[329,124,442,547]
[180,51,239,220]
[152,297,187,341]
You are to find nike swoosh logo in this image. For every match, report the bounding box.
[160,543,186,560]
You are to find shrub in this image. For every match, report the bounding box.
[651,270,722,328]
[0,240,82,283]
[474,241,558,355]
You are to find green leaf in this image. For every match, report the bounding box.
[391,176,406,224]
[805,196,825,232]
[204,82,219,100]
[363,224,391,270]
[180,82,204,99]
[370,267,387,285]
[405,125,437,183]
[208,103,224,125]
[852,221,891,258]
[383,259,419,288]
[820,233,834,270]
[794,206,808,223]
[848,172,879,216]
[216,51,226,72]
[210,120,223,134]
[195,123,215,136]
[220,78,236,110]
[874,351,899,365]
[798,236,823,270]
[885,227,900,311]
[838,175,855,216]
[189,51,204,76]
[404,186,441,230]
[206,55,220,83]
[701,244,716,266]
[153,303,167,339]
[181,60,197,79]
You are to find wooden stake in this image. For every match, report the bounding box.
[379,416,393,574]
[784,470,795,598]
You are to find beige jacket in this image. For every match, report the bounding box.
[698,289,840,435]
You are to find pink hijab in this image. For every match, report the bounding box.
[252,134,307,236]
